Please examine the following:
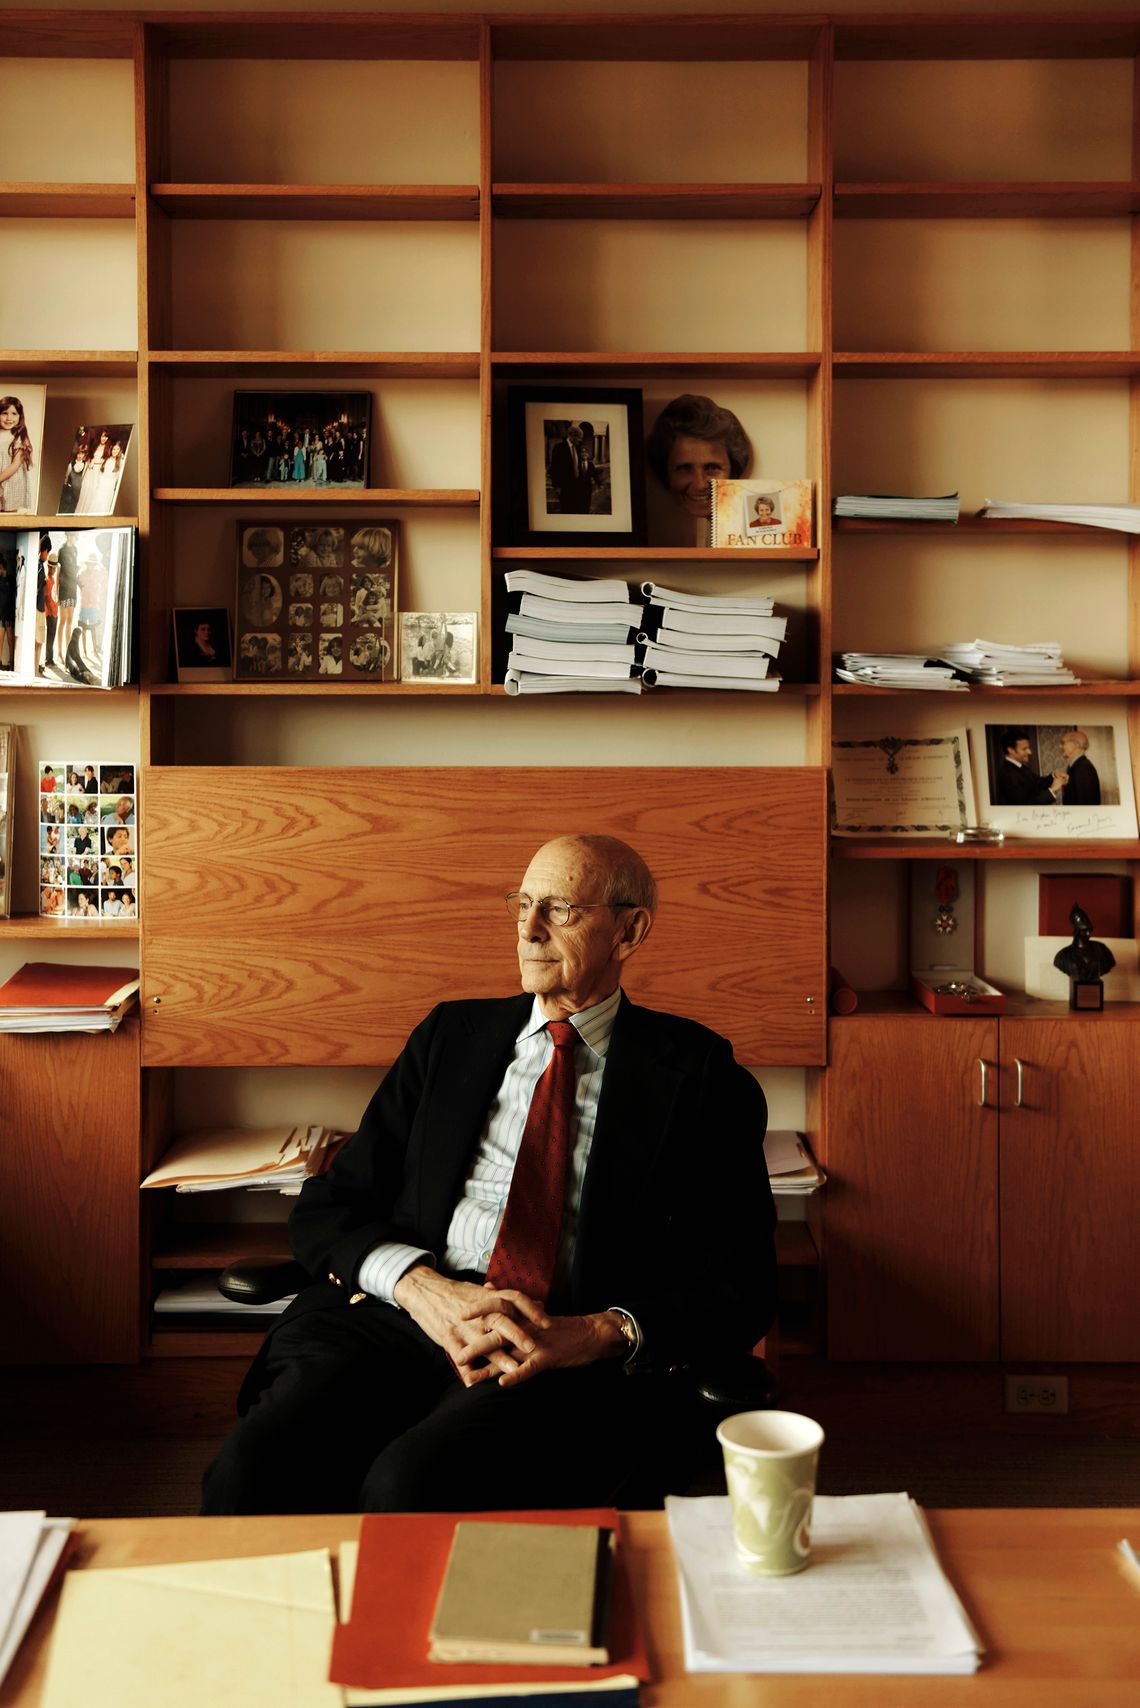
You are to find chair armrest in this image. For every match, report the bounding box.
[217,1258,310,1306]
[690,1354,778,1416]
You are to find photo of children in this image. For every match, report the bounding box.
[0,386,46,514]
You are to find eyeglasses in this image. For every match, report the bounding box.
[504,891,634,928]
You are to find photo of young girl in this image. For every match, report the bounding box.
[58,423,134,517]
[0,387,46,514]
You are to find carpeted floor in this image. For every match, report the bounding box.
[1,1429,1137,1518]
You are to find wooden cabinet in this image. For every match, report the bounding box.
[824,1008,1140,1364]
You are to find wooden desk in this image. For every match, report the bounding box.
[3,1509,1139,1705]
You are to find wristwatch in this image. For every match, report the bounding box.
[608,1307,641,1366]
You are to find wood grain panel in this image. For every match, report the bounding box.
[0,1021,140,1364]
[141,766,826,1068]
[824,1015,1000,1360]
[1000,1019,1140,1362]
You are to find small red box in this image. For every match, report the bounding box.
[911,973,1007,1015]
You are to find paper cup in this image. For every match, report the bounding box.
[716,1410,825,1575]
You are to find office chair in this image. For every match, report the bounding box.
[217,1258,777,1507]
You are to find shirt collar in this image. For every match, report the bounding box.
[518,987,622,1059]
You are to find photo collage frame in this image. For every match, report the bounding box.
[235,521,397,682]
[39,760,137,920]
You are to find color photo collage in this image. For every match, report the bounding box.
[39,760,137,920]
[235,521,396,681]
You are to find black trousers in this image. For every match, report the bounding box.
[200,1296,658,1515]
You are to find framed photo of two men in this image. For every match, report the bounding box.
[235,520,397,682]
[506,385,647,547]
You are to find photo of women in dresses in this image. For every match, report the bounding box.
[57,422,134,517]
[0,386,46,514]
[229,392,370,489]
[235,518,397,682]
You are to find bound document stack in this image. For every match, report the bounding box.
[667,1492,982,1675]
[834,492,960,523]
[980,497,1140,533]
[638,582,786,691]
[939,638,1080,687]
[503,570,644,695]
[0,961,139,1033]
[835,653,968,689]
[140,1124,344,1195]
[764,1129,826,1196]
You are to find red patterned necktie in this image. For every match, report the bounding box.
[485,1020,579,1304]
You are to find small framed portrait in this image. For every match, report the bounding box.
[57,422,134,517]
[971,719,1139,841]
[399,612,477,684]
[0,383,46,515]
[173,606,233,683]
[229,392,371,490]
[235,519,398,683]
[506,385,647,547]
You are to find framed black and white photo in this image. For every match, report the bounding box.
[173,606,233,683]
[398,611,477,684]
[57,422,134,517]
[229,392,371,490]
[971,717,1139,840]
[507,385,646,546]
[234,520,397,683]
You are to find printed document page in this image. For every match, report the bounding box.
[666,1493,982,1674]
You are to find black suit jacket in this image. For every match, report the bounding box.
[287,992,776,1372]
[997,757,1055,806]
[1062,753,1100,806]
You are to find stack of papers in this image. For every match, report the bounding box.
[980,497,1140,533]
[152,1278,294,1317]
[638,583,785,692]
[0,1511,75,1689]
[764,1129,826,1196]
[666,1493,982,1675]
[835,653,968,689]
[0,962,139,1033]
[834,493,960,522]
[140,1125,344,1195]
[939,638,1080,687]
[503,570,644,695]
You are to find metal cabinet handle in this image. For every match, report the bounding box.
[977,1058,990,1108]
[1013,1057,1025,1108]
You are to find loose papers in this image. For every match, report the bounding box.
[0,1511,74,1688]
[666,1493,981,1675]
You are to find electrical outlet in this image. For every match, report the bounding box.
[1005,1375,1069,1414]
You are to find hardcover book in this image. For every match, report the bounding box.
[709,478,813,548]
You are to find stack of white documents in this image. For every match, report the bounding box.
[980,497,1140,533]
[939,638,1079,687]
[764,1129,826,1196]
[503,570,644,694]
[834,493,960,522]
[667,1492,982,1675]
[835,653,967,689]
[638,582,786,691]
[140,1125,343,1195]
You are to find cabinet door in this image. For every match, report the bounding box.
[825,1017,1000,1361]
[1000,1018,1140,1363]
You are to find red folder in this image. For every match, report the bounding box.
[329,1507,650,1691]
[0,961,139,1010]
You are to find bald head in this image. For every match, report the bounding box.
[515,834,656,1020]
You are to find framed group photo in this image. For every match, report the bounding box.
[230,392,371,490]
[235,520,397,682]
[972,718,1139,840]
[57,422,134,517]
[506,385,646,547]
[398,612,477,683]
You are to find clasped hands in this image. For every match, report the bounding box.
[392,1264,625,1389]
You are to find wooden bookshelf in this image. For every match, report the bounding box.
[149,184,480,221]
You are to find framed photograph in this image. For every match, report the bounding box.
[230,392,371,490]
[234,520,397,682]
[507,385,646,546]
[831,731,975,837]
[971,718,1139,840]
[40,757,137,919]
[0,384,46,516]
[57,422,134,517]
[173,607,233,683]
[398,612,477,684]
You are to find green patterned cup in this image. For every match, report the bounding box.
[716,1410,825,1575]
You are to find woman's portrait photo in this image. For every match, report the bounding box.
[241,526,284,570]
[173,607,233,683]
[241,572,282,627]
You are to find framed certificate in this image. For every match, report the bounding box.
[831,731,974,837]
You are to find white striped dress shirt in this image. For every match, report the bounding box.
[358,987,622,1304]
